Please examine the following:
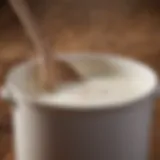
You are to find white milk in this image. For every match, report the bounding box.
[5,55,157,109]
[37,77,149,107]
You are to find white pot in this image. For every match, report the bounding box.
[1,53,159,160]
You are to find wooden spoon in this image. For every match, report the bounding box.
[9,0,81,91]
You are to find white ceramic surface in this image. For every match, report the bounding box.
[1,53,159,160]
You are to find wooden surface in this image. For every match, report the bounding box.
[1,2,160,160]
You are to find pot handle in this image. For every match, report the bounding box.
[0,85,14,104]
[1,84,30,106]
[1,86,11,100]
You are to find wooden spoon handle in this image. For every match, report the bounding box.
[9,0,57,90]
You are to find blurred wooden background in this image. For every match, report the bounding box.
[1,0,160,159]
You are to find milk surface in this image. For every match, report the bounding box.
[37,76,148,107]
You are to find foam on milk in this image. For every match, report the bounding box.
[6,55,157,109]
[38,77,148,107]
